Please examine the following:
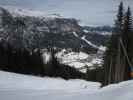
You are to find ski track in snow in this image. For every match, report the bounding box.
[81,35,106,51]
[81,35,99,49]
[73,32,79,37]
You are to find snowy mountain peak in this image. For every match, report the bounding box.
[0,6,62,18]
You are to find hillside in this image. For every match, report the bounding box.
[0,7,112,73]
[0,71,133,100]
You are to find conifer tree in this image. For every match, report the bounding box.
[104,2,124,85]
[121,7,133,80]
[104,3,133,85]
[114,2,124,33]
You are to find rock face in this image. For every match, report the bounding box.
[0,7,97,53]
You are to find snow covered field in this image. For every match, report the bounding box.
[42,49,104,73]
[56,49,103,73]
[0,71,133,100]
[0,71,100,90]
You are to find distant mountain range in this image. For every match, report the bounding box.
[0,0,132,26]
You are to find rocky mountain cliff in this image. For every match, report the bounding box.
[0,7,110,53]
[0,7,112,72]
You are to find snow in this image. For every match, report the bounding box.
[100,31,112,35]
[91,58,103,65]
[98,45,106,52]
[73,32,79,37]
[91,31,112,36]
[83,29,89,33]
[68,62,86,69]
[56,49,103,73]
[56,50,90,70]
[81,35,106,51]
[41,49,103,73]
[0,71,100,91]
[1,6,62,18]
[56,50,89,61]
[42,52,51,64]
[83,28,112,36]
[81,35,99,49]
[0,71,133,100]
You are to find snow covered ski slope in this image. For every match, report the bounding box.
[0,71,133,100]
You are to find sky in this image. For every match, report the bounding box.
[0,0,133,26]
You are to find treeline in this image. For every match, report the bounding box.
[0,39,86,79]
[0,39,44,76]
[0,38,104,81]
[104,2,133,85]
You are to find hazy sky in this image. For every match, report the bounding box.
[0,0,133,26]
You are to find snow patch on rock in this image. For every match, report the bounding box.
[81,35,98,49]
[73,32,79,37]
